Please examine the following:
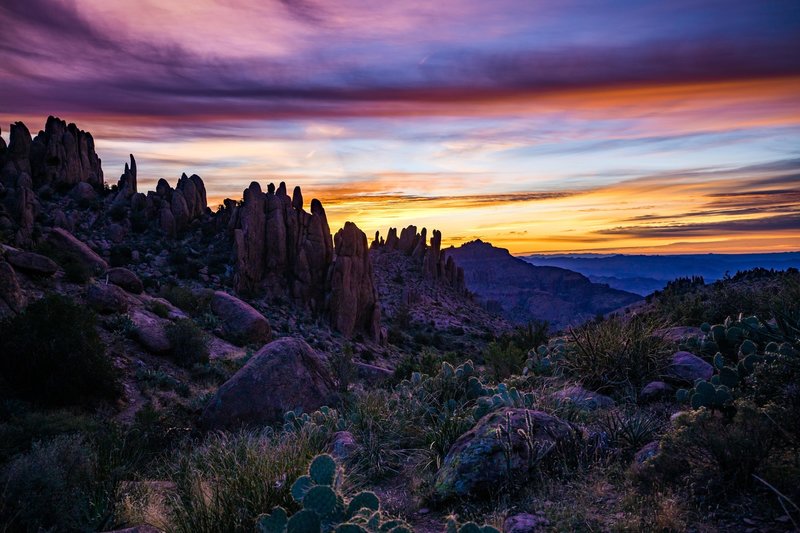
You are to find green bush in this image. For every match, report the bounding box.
[0,294,121,405]
[0,435,102,532]
[166,319,210,367]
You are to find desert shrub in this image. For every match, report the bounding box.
[63,256,93,283]
[0,435,101,532]
[330,344,355,395]
[597,409,665,458]
[130,210,149,233]
[108,203,127,222]
[392,347,445,381]
[561,314,672,398]
[653,403,778,495]
[0,294,121,405]
[166,319,210,367]
[160,284,210,316]
[109,244,132,267]
[484,340,527,382]
[163,429,323,533]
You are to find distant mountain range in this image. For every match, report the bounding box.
[445,240,641,330]
[521,252,800,295]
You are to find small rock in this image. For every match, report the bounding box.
[504,513,550,533]
[552,385,615,410]
[131,309,171,354]
[667,351,713,384]
[107,223,126,243]
[70,182,97,203]
[328,431,359,462]
[640,381,674,402]
[0,261,24,315]
[105,267,143,294]
[86,282,129,314]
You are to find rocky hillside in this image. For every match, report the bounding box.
[445,239,642,329]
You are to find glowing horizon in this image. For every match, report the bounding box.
[1,1,799,254]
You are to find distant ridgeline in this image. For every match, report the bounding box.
[0,116,470,343]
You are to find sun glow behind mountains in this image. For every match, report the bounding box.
[1,0,799,253]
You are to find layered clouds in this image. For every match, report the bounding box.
[1,0,799,252]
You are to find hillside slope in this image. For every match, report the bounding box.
[446,240,642,329]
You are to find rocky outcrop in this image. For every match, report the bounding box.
[200,337,336,429]
[111,158,208,237]
[29,116,103,188]
[228,182,379,340]
[46,228,108,273]
[434,408,574,499]
[231,182,333,309]
[328,222,381,340]
[372,225,465,292]
[0,117,103,246]
[210,291,272,346]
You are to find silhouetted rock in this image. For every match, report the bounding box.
[200,337,335,429]
[114,155,137,203]
[210,291,272,345]
[30,116,103,188]
[328,222,381,341]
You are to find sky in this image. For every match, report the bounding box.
[1,0,799,254]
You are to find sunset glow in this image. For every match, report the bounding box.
[1,0,799,254]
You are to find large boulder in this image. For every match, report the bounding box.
[131,309,172,354]
[105,267,143,294]
[46,228,108,273]
[666,351,713,384]
[210,291,271,345]
[5,251,58,276]
[86,282,129,314]
[200,337,336,429]
[434,408,574,499]
[640,381,674,402]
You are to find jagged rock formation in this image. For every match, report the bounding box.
[229,182,381,341]
[0,117,103,246]
[230,181,333,305]
[372,225,465,292]
[111,156,208,237]
[329,222,381,340]
[29,116,103,188]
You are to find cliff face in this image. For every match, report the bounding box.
[371,225,465,293]
[445,240,642,329]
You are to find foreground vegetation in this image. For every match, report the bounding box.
[1,268,799,532]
